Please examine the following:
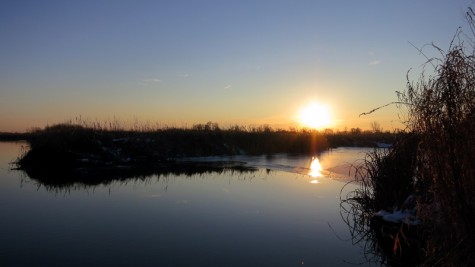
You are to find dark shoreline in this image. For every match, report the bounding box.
[0,132,30,142]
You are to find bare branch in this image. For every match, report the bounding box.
[359,102,411,117]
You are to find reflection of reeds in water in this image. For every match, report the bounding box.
[21,161,259,193]
[343,8,475,266]
[21,162,264,194]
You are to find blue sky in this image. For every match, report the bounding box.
[0,0,472,131]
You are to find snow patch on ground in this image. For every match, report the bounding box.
[374,209,420,225]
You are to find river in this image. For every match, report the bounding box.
[0,141,376,267]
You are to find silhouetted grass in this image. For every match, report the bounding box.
[403,34,475,266]
[341,134,424,266]
[345,8,475,266]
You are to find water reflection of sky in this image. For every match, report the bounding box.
[0,143,373,267]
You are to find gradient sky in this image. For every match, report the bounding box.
[0,0,472,132]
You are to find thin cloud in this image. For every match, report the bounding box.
[368,60,381,65]
[224,85,232,89]
[142,78,162,83]
[369,51,375,56]
[178,73,190,78]
[140,78,162,86]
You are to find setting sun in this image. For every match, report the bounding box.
[299,102,332,129]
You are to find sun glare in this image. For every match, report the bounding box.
[309,157,323,178]
[299,102,332,129]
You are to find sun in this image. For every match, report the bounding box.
[299,102,332,129]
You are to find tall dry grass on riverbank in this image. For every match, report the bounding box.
[342,133,422,266]
[402,33,475,265]
[346,8,475,266]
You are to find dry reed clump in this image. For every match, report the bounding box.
[356,134,419,212]
[401,33,475,265]
[344,8,475,266]
[341,133,422,266]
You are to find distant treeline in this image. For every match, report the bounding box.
[19,122,331,160]
[0,132,31,141]
[2,121,397,148]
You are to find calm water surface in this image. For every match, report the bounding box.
[0,142,375,267]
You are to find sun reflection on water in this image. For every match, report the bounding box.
[309,157,323,183]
